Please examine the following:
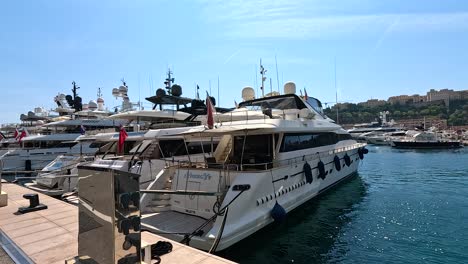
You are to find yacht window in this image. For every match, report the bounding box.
[280,132,352,152]
[54,142,78,148]
[158,139,187,157]
[232,134,273,165]
[305,97,326,118]
[186,141,218,155]
[89,142,108,148]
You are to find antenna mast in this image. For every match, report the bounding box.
[71,81,79,99]
[260,59,267,98]
[164,68,174,95]
[217,76,220,107]
[275,55,280,93]
[334,57,339,124]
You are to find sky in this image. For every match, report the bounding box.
[1,0,468,123]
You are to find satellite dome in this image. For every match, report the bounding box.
[171,84,182,96]
[284,82,296,94]
[112,88,120,97]
[156,88,166,97]
[88,100,98,110]
[97,97,104,103]
[242,87,255,101]
[119,85,128,95]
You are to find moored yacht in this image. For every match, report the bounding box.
[138,82,368,251]
[391,131,463,149]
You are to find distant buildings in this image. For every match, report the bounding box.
[357,88,467,106]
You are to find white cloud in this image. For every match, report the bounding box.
[198,0,468,39]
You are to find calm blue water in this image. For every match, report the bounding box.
[220,146,468,264]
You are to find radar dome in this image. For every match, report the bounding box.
[112,88,120,97]
[119,85,128,95]
[97,98,104,103]
[88,100,98,110]
[242,87,255,101]
[171,84,182,97]
[284,82,296,94]
[83,104,89,110]
[156,88,166,97]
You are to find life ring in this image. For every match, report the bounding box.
[344,153,351,167]
[304,162,313,184]
[317,160,326,180]
[334,155,341,171]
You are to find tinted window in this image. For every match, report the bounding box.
[280,132,352,152]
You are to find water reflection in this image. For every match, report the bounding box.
[219,175,368,264]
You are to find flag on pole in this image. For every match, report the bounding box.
[234,100,238,109]
[304,88,308,101]
[18,130,27,143]
[0,132,4,141]
[80,125,86,135]
[118,125,128,154]
[206,92,215,129]
[196,85,200,99]
[14,128,19,140]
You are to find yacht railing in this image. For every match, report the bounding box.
[168,143,366,172]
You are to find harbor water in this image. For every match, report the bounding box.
[220,146,468,264]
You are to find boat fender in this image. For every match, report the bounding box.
[317,160,326,180]
[271,201,287,222]
[358,148,364,160]
[344,153,351,167]
[334,156,341,171]
[304,162,313,184]
[362,147,369,154]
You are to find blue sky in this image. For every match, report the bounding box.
[1,0,468,123]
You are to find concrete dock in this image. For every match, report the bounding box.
[0,182,236,264]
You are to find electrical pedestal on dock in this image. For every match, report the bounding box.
[67,160,141,264]
[0,179,8,207]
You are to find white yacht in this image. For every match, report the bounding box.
[0,133,99,172]
[138,82,368,252]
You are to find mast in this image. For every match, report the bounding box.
[71,81,79,100]
[260,59,267,98]
[334,58,338,124]
[275,55,280,93]
[164,68,174,95]
[217,76,220,107]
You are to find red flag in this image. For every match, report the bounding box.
[0,133,4,141]
[206,94,215,129]
[18,130,27,143]
[118,126,128,154]
[304,88,308,101]
[14,128,19,140]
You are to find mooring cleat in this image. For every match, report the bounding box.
[18,193,48,213]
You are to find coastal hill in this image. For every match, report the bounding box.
[324,98,468,127]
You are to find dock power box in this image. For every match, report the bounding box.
[76,160,141,264]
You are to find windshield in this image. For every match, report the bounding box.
[242,96,303,111]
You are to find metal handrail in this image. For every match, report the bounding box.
[170,143,366,171]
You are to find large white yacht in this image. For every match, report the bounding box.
[138,82,368,252]
[0,133,99,172]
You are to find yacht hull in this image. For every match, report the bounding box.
[391,141,462,149]
[142,149,362,252]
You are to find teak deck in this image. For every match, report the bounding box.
[0,183,236,264]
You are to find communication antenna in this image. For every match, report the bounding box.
[270,78,272,94]
[275,55,280,93]
[217,76,220,107]
[255,65,258,96]
[260,59,267,98]
[164,68,174,95]
[334,57,339,124]
[71,81,80,99]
